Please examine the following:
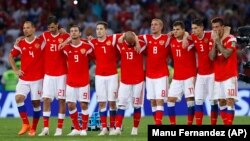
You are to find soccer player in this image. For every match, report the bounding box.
[167,21,196,125]
[209,17,238,125]
[88,21,121,135]
[9,21,44,136]
[190,19,219,125]
[38,16,70,136]
[140,18,171,125]
[112,31,145,135]
[62,25,92,136]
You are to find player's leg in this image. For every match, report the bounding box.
[167,79,183,125]
[107,74,118,133]
[131,81,145,135]
[15,79,30,135]
[215,81,227,125]
[66,86,81,136]
[207,74,218,125]
[79,84,90,136]
[184,77,195,125]
[111,82,131,135]
[96,75,108,135]
[29,79,43,136]
[55,75,67,136]
[223,77,238,125]
[146,77,157,123]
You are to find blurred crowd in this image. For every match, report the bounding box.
[0,0,249,90]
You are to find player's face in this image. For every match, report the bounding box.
[212,22,224,37]
[70,27,81,40]
[151,20,162,34]
[192,24,203,37]
[96,24,106,38]
[173,25,185,39]
[48,23,58,34]
[23,23,35,37]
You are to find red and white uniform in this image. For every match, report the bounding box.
[89,34,121,102]
[141,34,170,100]
[63,41,92,103]
[191,31,216,101]
[168,37,196,101]
[10,37,44,100]
[116,41,146,107]
[41,31,69,100]
[213,35,238,100]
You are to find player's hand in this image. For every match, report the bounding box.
[59,28,67,34]
[87,35,94,41]
[58,43,66,50]
[167,31,174,37]
[118,33,125,43]
[14,70,24,77]
[211,30,220,43]
[182,32,190,49]
[14,36,25,46]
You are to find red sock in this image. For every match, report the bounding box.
[116,115,124,128]
[187,114,194,125]
[220,111,228,125]
[32,118,39,130]
[155,111,163,125]
[81,114,89,130]
[70,112,80,130]
[20,112,29,125]
[169,116,176,125]
[210,111,218,125]
[109,111,116,129]
[100,116,107,128]
[227,112,234,125]
[195,111,203,125]
[43,117,49,127]
[57,118,64,129]
[133,112,141,128]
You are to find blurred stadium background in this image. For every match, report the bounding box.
[0,0,249,140]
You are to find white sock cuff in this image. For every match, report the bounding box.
[167,102,175,107]
[43,111,51,117]
[156,106,164,111]
[100,108,106,112]
[219,105,227,110]
[195,99,203,105]
[227,106,234,110]
[69,108,77,114]
[187,101,195,107]
[33,106,41,111]
[58,113,65,119]
[81,109,89,115]
[17,102,24,107]
[151,107,156,112]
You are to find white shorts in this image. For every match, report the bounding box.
[16,78,43,101]
[95,74,118,102]
[214,76,238,101]
[42,74,66,100]
[66,84,90,103]
[195,73,216,101]
[146,76,168,100]
[117,81,145,108]
[168,77,195,102]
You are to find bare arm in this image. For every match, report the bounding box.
[209,44,217,61]
[8,53,23,77]
[215,39,233,58]
[58,37,72,50]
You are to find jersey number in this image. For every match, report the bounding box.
[126,52,133,60]
[50,44,58,52]
[199,44,204,52]
[29,51,34,58]
[176,49,181,57]
[153,46,157,54]
[74,55,79,62]
[101,46,106,54]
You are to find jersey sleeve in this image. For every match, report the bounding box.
[10,45,21,57]
[226,37,237,49]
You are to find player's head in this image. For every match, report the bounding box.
[124,31,136,47]
[47,16,59,34]
[23,21,35,37]
[70,25,81,40]
[96,21,108,38]
[151,18,163,34]
[211,17,224,37]
[192,19,204,37]
[173,21,185,39]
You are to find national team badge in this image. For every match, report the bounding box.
[159,40,165,45]
[80,48,86,54]
[58,38,63,43]
[106,40,111,46]
[204,38,208,43]
[35,43,40,48]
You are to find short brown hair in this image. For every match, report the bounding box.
[173,21,185,29]
[211,17,224,26]
[96,21,108,29]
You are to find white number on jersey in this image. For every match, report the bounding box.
[101,46,106,54]
[74,55,79,62]
[29,51,34,58]
[199,44,204,52]
[126,52,133,60]
[176,49,181,57]
[153,46,157,54]
[50,44,58,52]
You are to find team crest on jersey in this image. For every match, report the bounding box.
[194,40,197,43]
[159,40,165,45]
[47,39,50,42]
[106,40,111,46]
[80,48,86,54]
[35,43,40,48]
[122,47,125,50]
[204,38,209,43]
[58,38,64,43]
[172,44,175,48]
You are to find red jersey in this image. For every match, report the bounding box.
[169,37,197,80]
[10,37,44,81]
[89,34,121,76]
[142,34,170,78]
[117,41,146,84]
[191,31,214,75]
[213,35,238,81]
[42,31,69,76]
[63,41,92,87]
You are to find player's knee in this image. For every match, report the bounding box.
[67,102,76,110]
[109,101,117,109]
[81,102,88,110]
[167,97,177,103]
[227,98,235,106]
[218,99,227,106]
[150,100,157,106]
[99,102,106,110]
[195,99,204,105]
[32,100,41,107]
[43,97,51,103]
[15,95,25,103]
